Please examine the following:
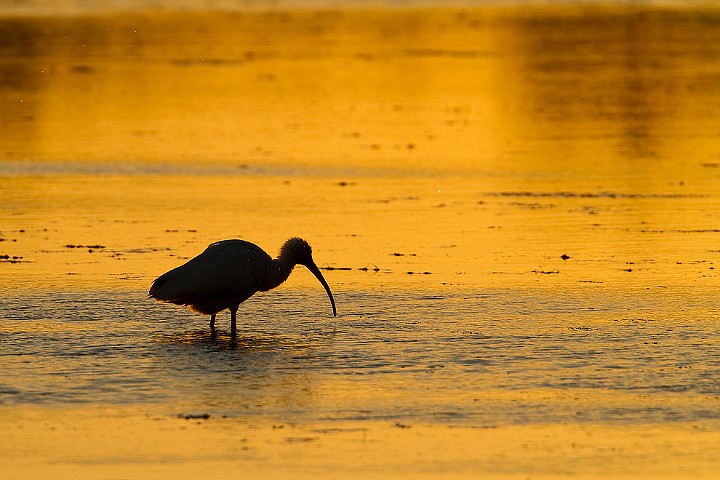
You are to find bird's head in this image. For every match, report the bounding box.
[280,237,336,317]
[280,237,315,267]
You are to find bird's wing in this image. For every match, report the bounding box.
[150,240,269,302]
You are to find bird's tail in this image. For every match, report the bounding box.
[148,275,169,300]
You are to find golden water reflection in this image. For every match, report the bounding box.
[2,7,720,175]
[2,5,720,480]
[2,173,719,292]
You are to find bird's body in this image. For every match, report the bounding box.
[149,238,336,337]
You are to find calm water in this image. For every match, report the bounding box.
[2,1,720,438]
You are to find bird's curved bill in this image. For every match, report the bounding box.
[307,261,337,317]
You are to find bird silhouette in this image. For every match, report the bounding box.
[149,237,336,337]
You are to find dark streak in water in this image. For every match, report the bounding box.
[488,191,704,199]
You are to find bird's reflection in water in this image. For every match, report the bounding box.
[170,328,279,351]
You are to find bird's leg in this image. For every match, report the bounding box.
[230,308,237,339]
[209,313,216,332]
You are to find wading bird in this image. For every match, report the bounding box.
[149,238,336,337]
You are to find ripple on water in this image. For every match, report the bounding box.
[1,288,718,424]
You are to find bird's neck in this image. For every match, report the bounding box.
[260,258,295,291]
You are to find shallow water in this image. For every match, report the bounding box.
[2,4,720,478]
[3,287,720,425]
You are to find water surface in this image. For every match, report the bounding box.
[2,4,720,479]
